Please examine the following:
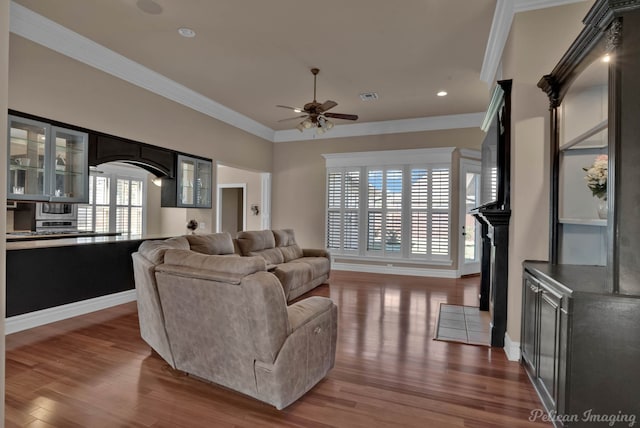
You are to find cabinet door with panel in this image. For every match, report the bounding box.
[50,126,88,202]
[7,115,88,202]
[195,159,212,208]
[7,115,49,200]
[521,273,539,374]
[521,268,567,421]
[537,286,562,411]
[162,154,213,208]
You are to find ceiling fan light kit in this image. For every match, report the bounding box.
[277,68,358,135]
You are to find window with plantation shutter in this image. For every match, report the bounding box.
[78,164,147,235]
[324,148,453,264]
[365,168,403,257]
[431,168,450,255]
[326,169,360,252]
[411,169,429,255]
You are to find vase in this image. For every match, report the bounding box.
[597,198,608,220]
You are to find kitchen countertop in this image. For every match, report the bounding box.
[6,233,175,251]
[6,231,121,242]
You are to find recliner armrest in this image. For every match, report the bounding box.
[286,296,335,332]
[302,248,330,258]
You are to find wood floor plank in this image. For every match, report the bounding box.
[5,271,549,427]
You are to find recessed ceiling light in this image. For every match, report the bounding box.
[178,27,196,38]
[437,91,448,97]
[602,54,611,63]
[294,108,302,113]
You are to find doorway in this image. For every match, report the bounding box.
[217,184,246,234]
[459,159,482,276]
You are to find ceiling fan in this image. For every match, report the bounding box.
[277,68,358,133]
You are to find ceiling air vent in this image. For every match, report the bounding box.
[359,92,379,101]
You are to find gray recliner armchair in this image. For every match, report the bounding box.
[132,234,337,410]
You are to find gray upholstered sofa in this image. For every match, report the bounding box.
[132,233,338,409]
[236,229,331,301]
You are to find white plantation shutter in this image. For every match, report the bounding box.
[411,169,429,255]
[78,166,146,235]
[343,171,360,251]
[326,168,360,252]
[327,211,341,249]
[325,149,452,262]
[430,168,450,256]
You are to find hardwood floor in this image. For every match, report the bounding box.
[5,271,548,427]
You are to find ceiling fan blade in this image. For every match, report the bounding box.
[325,112,359,121]
[318,100,338,112]
[278,114,308,123]
[276,105,305,112]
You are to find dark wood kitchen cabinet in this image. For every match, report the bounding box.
[161,154,212,208]
[522,263,640,427]
[7,114,89,203]
[89,134,175,178]
[527,1,640,425]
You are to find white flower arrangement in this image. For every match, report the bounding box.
[583,154,608,200]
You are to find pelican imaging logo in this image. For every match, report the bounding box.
[529,409,637,426]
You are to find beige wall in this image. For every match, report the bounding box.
[272,128,484,250]
[0,0,8,420]
[8,35,273,235]
[501,1,593,344]
[217,165,264,232]
[145,176,162,234]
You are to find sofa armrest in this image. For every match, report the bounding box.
[302,248,330,258]
[286,296,334,332]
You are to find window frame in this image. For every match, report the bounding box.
[323,148,455,265]
[79,163,148,235]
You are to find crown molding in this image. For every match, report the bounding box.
[9,2,275,142]
[273,113,485,143]
[480,0,589,85]
[9,1,586,143]
[514,0,588,13]
[322,147,456,167]
[480,0,515,85]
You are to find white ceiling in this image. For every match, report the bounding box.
[10,0,589,142]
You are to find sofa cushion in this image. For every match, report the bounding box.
[186,232,235,255]
[290,257,331,279]
[273,262,313,296]
[160,249,266,284]
[273,229,296,247]
[236,230,284,265]
[138,236,190,264]
[250,248,285,265]
[273,229,303,262]
[237,230,276,253]
[279,244,303,262]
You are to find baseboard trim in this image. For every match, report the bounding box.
[5,290,137,335]
[503,332,521,361]
[333,262,459,278]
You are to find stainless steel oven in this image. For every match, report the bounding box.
[35,202,78,232]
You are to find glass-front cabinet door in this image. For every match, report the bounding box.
[177,155,196,207]
[176,154,213,208]
[8,116,48,200]
[51,126,88,202]
[196,159,212,208]
[7,115,88,202]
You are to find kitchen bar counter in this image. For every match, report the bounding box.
[6,233,172,250]
[6,233,175,318]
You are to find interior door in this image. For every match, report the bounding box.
[459,159,481,275]
[216,184,246,234]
